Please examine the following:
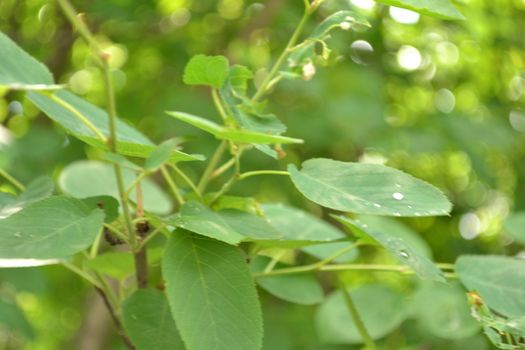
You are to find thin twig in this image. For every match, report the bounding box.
[197,141,227,193]
[95,288,135,350]
[0,168,25,191]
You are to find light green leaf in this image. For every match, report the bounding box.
[144,138,180,170]
[0,30,59,91]
[27,90,201,162]
[252,256,324,305]
[412,282,480,340]
[334,215,445,282]
[375,0,464,20]
[504,212,525,245]
[167,111,302,144]
[183,54,229,88]
[0,196,104,259]
[169,201,281,245]
[0,295,34,340]
[122,289,184,350]
[229,65,253,96]
[316,284,407,344]
[288,158,452,217]
[59,160,172,215]
[0,176,54,219]
[456,255,525,317]
[162,231,263,350]
[311,11,371,40]
[85,252,134,280]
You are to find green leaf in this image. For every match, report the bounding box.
[412,282,480,340]
[144,138,180,171]
[27,90,201,162]
[288,158,452,217]
[0,295,34,340]
[311,11,371,40]
[183,54,229,88]
[374,0,464,20]
[80,195,120,223]
[86,248,163,280]
[0,176,54,219]
[252,256,324,305]
[316,284,407,344]
[167,111,303,144]
[228,65,253,96]
[0,30,59,91]
[504,212,525,245]
[0,196,104,259]
[302,241,359,263]
[162,231,263,350]
[122,289,184,350]
[59,160,172,215]
[334,215,445,282]
[456,255,525,317]
[169,201,281,245]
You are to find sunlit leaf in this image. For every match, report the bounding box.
[183,54,229,88]
[375,0,464,20]
[163,231,263,350]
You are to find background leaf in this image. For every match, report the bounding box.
[374,0,464,20]
[183,55,229,88]
[503,212,525,245]
[162,231,263,350]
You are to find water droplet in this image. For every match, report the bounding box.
[394,212,401,217]
[407,205,413,209]
[373,203,381,208]
[392,192,404,200]
[361,224,368,229]
[395,183,402,188]
[399,250,409,259]
[415,212,421,216]
[14,232,22,238]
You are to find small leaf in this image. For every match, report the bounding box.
[167,111,303,144]
[59,160,172,215]
[80,195,120,223]
[183,54,229,88]
[0,176,54,219]
[503,212,525,245]
[316,284,407,344]
[144,138,180,170]
[412,282,480,340]
[375,0,464,20]
[0,30,57,91]
[162,231,263,350]
[334,215,445,282]
[288,158,452,217]
[169,201,281,245]
[311,11,370,40]
[27,90,201,162]
[229,65,253,96]
[0,196,104,259]
[122,289,185,350]
[456,255,525,317]
[252,256,324,305]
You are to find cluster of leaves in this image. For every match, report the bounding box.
[0,0,524,349]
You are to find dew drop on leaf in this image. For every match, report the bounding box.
[392,192,404,200]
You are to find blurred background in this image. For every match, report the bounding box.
[0,0,524,348]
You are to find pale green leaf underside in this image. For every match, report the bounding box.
[456,255,525,317]
[335,215,445,282]
[122,289,184,350]
[167,111,303,145]
[162,231,263,350]
[289,158,452,217]
[252,257,324,305]
[0,196,104,259]
[375,0,464,20]
[169,201,281,245]
[59,160,172,215]
[0,31,56,90]
[316,284,407,344]
[504,212,525,245]
[183,54,229,88]
[27,91,202,162]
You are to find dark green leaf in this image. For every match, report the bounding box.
[289,158,452,217]
[162,231,263,350]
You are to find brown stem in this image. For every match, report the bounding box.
[134,180,149,288]
[95,288,135,350]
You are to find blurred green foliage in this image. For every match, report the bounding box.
[0,0,524,348]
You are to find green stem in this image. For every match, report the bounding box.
[238,170,289,181]
[339,281,377,350]
[211,158,236,179]
[103,223,129,243]
[136,224,166,251]
[0,168,24,191]
[198,141,227,193]
[252,6,313,103]
[160,165,185,206]
[62,262,103,289]
[125,172,148,196]
[169,164,202,199]
[212,89,231,123]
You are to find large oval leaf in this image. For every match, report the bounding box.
[162,231,263,350]
[59,160,172,215]
[456,255,525,317]
[375,0,464,20]
[316,284,407,344]
[169,201,281,245]
[122,289,184,350]
[334,215,445,282]
[289,158,452,217]
[0,196,104,259]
